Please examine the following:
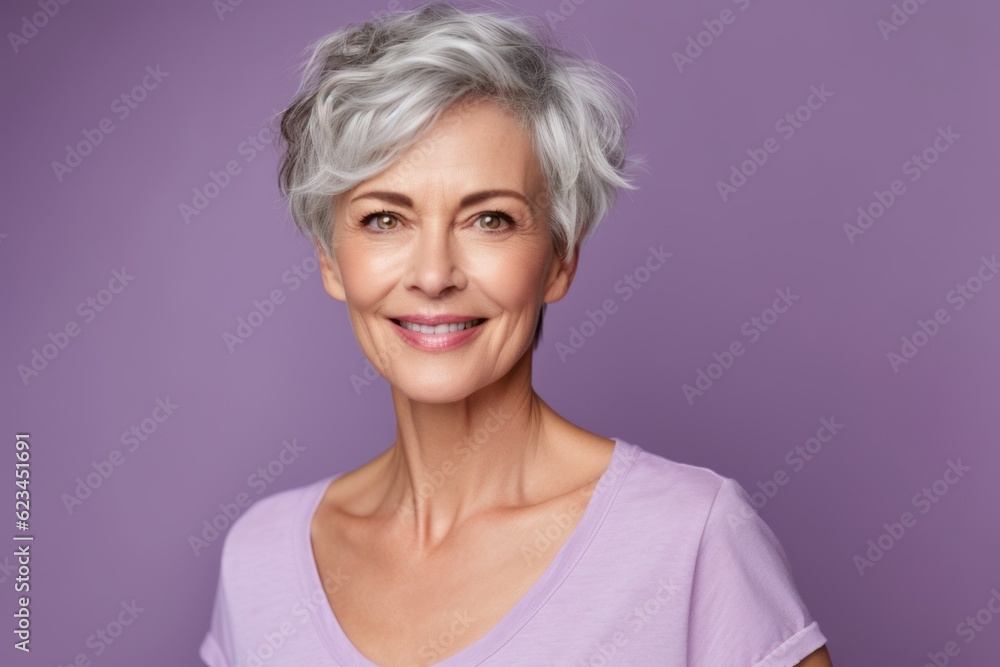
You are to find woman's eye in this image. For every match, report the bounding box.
[361,213,399,231]
[476,212,513,231]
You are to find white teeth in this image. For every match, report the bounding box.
[398,318,483,334]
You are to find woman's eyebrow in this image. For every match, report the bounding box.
[350,189,531,209]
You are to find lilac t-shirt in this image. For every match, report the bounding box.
[200,437,827,666]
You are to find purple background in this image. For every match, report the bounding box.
[2,0,999,664]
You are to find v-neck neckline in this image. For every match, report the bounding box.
[292,436,638,666]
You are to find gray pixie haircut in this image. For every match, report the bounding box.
[275,1,641,348]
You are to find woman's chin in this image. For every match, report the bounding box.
[395,383,479,404]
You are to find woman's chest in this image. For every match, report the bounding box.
[310,497,592,666]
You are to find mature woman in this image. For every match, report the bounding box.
[201,3,833,665]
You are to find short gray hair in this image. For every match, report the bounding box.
[275,1,642,347]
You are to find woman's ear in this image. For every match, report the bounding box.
[543,242,580,305]
[313,238,347,302]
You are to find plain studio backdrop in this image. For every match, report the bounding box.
[1,0,998,665]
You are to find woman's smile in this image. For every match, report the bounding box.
[389,315,488,351]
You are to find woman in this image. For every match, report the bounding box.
[201,2,833,665]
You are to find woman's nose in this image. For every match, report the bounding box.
[403,223,464,297]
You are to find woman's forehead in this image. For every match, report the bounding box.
[352,105,545,200]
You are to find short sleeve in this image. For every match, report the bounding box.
[687,477,827,667]
[199,572,236,667]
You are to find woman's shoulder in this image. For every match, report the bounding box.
[612,440,794,571]
[217,473,340,569]
[239,474,335,528]
[619,439,734,512]
[610,439,776,548]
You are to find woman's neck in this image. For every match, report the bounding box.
[380,356,574,549]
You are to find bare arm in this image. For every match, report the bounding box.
[794,644,833,667]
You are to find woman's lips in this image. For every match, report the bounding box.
[389,317,486,351]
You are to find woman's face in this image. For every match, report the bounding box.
[317,98,578,403]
